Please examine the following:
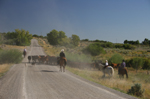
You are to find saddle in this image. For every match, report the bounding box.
[60,57,67,65]
[103,65,108,69]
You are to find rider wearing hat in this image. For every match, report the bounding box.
[59,49,67,65]
[104,60,108,69]
[118,60,126,74]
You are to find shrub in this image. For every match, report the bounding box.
[123,44,136,49]
[130,58,143,71]
[100,42,114,48]
[84,42,105,56]
[127,83,144,97]
[0,49,23,64]
[108,53,123,64]
[115,44,124,48]
[142,59,150,70]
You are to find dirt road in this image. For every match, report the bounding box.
[0,39,137,99]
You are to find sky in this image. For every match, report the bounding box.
[0,0,150,43]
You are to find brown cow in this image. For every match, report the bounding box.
[32,55,39,63]
[47,56,57,65]
[38,55,48,64]
[111,63,120,69]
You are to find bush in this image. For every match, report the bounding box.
[0,49,23,64]
[84,42,105,56]
[142,59,150,70]
[127,83,144,97]
[130,58,143,70]
[115,44,124,48]
[100,42,114,48]
[108,53,123,64]
[123,44,136,49]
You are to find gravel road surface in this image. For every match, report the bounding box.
[0,39,138,99]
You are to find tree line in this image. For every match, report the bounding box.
[0,29,150,48]
[0,29,32,46]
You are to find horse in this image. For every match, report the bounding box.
[23,51,27,58]
[98,63,114,78]
[59,57,66,72]
[118,67,128,79]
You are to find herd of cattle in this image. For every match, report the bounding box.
[28,55,59,65]
[27,55,120,70]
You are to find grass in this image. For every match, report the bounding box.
[36,38,150,99]
[66,66,150,99]
[0,64,12,78]
[0,44,24,78]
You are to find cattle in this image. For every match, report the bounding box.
[111,63,120,69]
[28,56,31,63]
[38,55,48,64]
[31,55,39,63]
[47,56,58,65]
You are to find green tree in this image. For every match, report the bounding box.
[58,31,67,45]
[47,29,59,45]
[71,34,80,46]
[47,29,67,46]
[15,29,32,45]
[142,38,149,45]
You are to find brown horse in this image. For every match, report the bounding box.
[59,57,66,72]
[118,67,128,79]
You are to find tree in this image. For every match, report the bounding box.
[142,38,149,45]
[47,29,67,45]
[15,29,32,45]
[4,29,32,45]
[71,34,80,46]
[47,29,59,45]
[124,40,128,44]
[57,31,67,44]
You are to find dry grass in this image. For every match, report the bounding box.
[0,44,24,78]
[66,67,150,99]
[37,38,150,99]
[0,64,12,77]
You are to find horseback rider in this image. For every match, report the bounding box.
[118,60,126,74]
[23,48,27,58]
[59,49,67,65]
[104,60,108,69]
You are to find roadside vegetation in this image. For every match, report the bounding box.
[37,33,150,99]
[0,29,31,78]
[1,29,150,98]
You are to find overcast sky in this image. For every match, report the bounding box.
[0,0,150,43]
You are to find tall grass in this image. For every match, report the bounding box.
[66,52,93,63]
[0,49,23,64]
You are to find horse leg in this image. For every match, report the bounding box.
[60,66,62,72]
[63,66,65,72]
[125,70,128,79]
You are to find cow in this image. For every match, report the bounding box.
[47,56,57,65]
[111,63,120,69]
[38,55,48,64]
[31,55,39,63]
[28,56,31,63]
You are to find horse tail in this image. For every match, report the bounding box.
[125,69,128,78]
[111,67,114,76]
